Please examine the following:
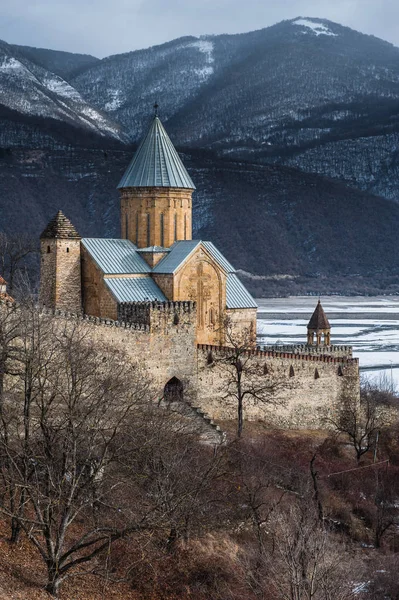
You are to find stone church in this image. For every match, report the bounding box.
[37,112,360,432]
[39,113,257,346]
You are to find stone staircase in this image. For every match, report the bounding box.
[158,398,225,446]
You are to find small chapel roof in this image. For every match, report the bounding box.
[117,116,196,190]
[307,300,331,330]
[40,210,80,239]
[104,276,167,303]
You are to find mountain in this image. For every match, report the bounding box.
[70,18,399,200]
[0,39,126,146]
[2,18,399,295]
[9,45,100,79]
[2,145,399,296]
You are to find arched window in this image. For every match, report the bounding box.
[135,213,139,244]
[289,365,295,377]
[146,213,151,247]
[66,247,69,253]
[314,368,320,380]
[125,213,129,240]
[209,307,216,326]
[160,213,164,247]
[174,213,177,242]
[184,214,187,240]
[47,246,51,254]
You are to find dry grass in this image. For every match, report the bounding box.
[0,520,139,600]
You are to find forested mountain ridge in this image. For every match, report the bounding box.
[2,145,399,296]
[69,17,399,200]
[3,17,399,200]
[2,18,399,294]
[0,38,125,144]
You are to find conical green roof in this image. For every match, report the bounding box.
[117,116,195,190]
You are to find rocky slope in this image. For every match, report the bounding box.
[0,39,125,144]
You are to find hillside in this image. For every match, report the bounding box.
[0,39,125,144]
[69,18,399,200]
[2,18,399,294]
[2,145,399,296]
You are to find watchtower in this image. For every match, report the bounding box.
[39,210,82,312]
[307,300,331,346]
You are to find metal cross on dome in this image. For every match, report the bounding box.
[154,102,159,116]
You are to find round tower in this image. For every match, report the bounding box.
[39,210,82,312]
[118,109,195,250]
[307,300,331,346]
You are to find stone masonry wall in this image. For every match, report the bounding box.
[39,239,81,313]
[32,302,197,399]
[121,187,193,248]
[195,345,360,429]
[0,299,362,432]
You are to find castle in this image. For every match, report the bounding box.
[38,111,360,432]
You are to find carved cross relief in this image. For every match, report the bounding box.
[188,261,212,330]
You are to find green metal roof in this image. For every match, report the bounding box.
[153,240,235,275]
[82,238,150,274]
[117,116,196,190]
[226,274,257,309]
[153,240,200,274]
[104,277,167,302]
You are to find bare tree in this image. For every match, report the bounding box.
[0,315,154,596]
[329,382,382,462]
[265,501,363,600]
[0,231,38,297]
[214,317,287,438]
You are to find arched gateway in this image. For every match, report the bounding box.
[164,377,184,403]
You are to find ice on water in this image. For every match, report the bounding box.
[257,296,399,385]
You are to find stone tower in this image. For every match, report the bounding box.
[39,211,82,312]
[307,300,331,346]
[118,112,195,250]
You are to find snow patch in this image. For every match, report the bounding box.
[0,57,25,71]
[293,19,338,37]
[104,89,123,111]
[190,39,214,78]
[44,76,83,101]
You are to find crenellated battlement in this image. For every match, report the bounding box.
[0,298,151,332]
[198,343,358,366]
[259,344,353,359]
[118,300,196,330]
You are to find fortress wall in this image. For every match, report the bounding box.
[259,344,353,359]
[0,300,197,402]
[196,345,360,429]
[85,301,197,396]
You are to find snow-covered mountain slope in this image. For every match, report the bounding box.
[0,40,125,142]
[4,17,399,198]
[10,45,99,79]
[69,17,399,199]
[71,36,218,141]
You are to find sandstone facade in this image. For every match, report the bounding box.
[121,187,193,248]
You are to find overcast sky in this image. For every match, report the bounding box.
[1,0,399,58]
